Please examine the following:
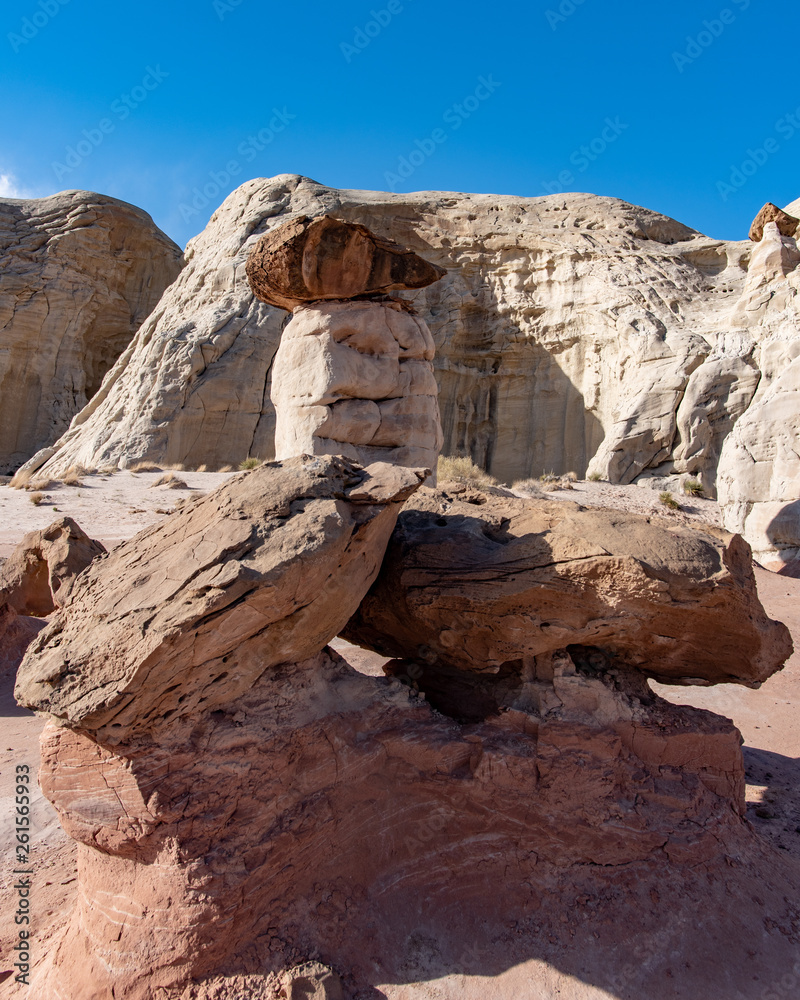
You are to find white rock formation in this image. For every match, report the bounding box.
[14,176,800,571]
[717,222,800,575]
[0,190,183,473]
[272,300,442,473]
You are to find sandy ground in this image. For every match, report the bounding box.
[0,473,797,996]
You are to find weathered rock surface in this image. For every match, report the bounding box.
[246,214,445,310]
[0,516,106,616]
[749,201,799,242]
[0,603,46,675]
[0,190,183,473]
[342,486,792,688]
[272,299,443,472]
[15,456,425,741]
[15,176,800,572]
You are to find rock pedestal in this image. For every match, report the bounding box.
[248,216,444,475]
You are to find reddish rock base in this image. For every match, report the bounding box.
[30,646,767,999]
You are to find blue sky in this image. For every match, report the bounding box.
[1,0,797,247]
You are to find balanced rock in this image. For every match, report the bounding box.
[17,470,798,999]
[749,201,799,242]
[0,191,183,473]
[342,486,792,689]
[246,214,446,310]
[0,516,106,616]
[271,299,443,472]
[16,456,425,741]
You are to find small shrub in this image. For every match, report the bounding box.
[130,461,163,473]
[659,491,681,511]
[62,473,83,487]
[683,478,704,497]
[512,478,545,498]
[587,471,602,482]
[564,471,578,483]
[539,471,559,483]
[218,465,235,473]
[29,479,58,492]
[239,458,261,471]
[437,455,498,488]
[29,492,45,505]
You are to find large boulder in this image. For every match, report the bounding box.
[246,214,445,309]
[15,456,425,741]
[342,485,792,689]
[0,516,106,616]
[0,191,183,473]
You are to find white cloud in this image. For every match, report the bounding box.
[0,172,40,199]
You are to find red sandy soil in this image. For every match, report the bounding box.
[0,475,797,999]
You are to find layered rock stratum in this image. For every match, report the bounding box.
[0,191,183,473]
[15,176,800,572]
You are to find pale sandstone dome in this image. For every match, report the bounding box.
[14,175,800,572]
[0,190,183,474]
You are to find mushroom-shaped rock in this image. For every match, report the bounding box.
[245,214,446,310]
[342,487,793,689]
[749,202,799,242]
[0,516,106,616]
[15,456,426,742]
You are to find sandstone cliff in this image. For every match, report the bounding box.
[0,190,183,473]
[15,176,800,571]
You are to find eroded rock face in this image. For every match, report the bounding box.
[342,485,792,688]
[0,191,183,473]
[246,214,445,310]
[717,223,800,576]
[0,516,106,616]
[15,457,425,741]
[271,299,443,472]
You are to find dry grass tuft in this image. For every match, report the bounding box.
[9,469,32,490]
[437,455,498,488]
[129,461,163,473]
[29,492,45,505]
[587,471,603,482]
[239,458,261,471]
[151,472,190,490]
